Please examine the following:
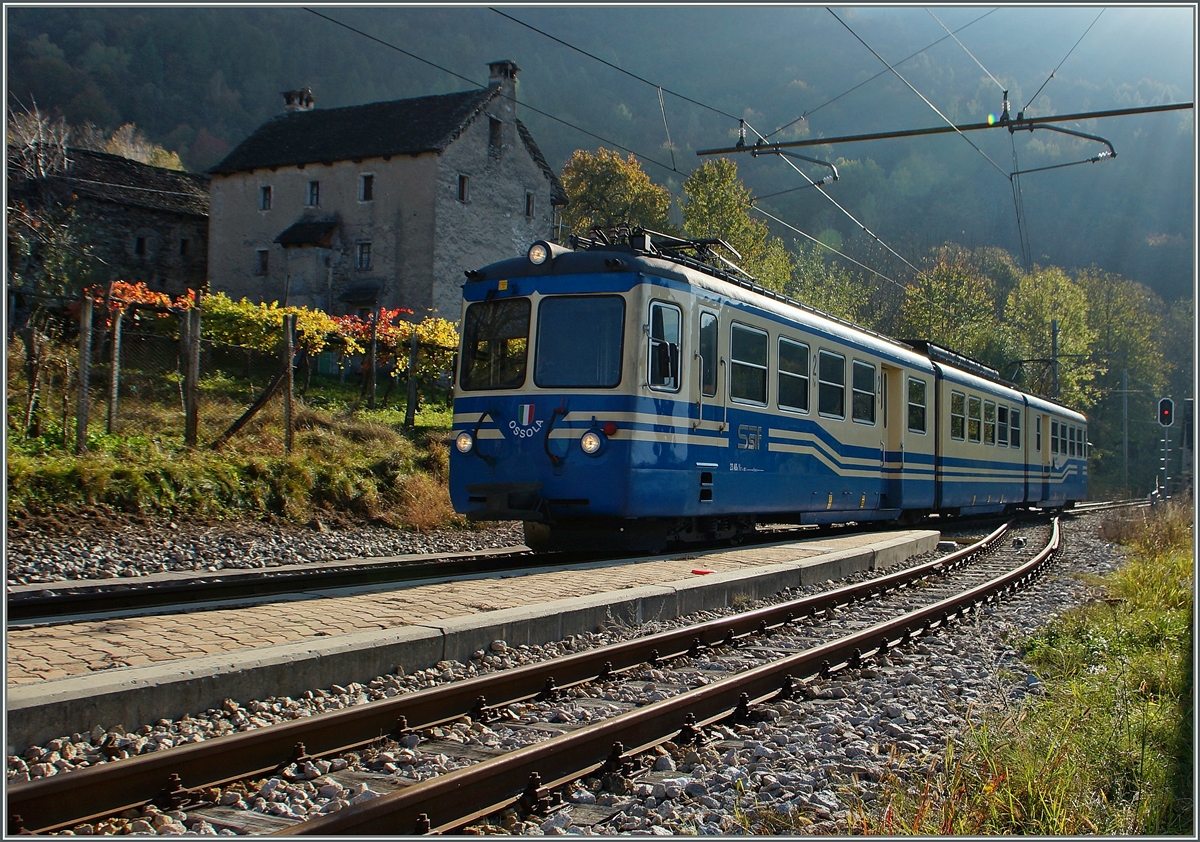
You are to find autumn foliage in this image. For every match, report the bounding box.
[84,281,458,365]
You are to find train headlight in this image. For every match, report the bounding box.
[455,432,474,453]
[580,430,604,455]
[528,242,550,265]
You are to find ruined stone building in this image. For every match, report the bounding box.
[8,147,210,296]
[206,61,567,321]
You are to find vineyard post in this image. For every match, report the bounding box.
[75,295,92,454]
[404,331,418,428]
[185,307,201,447]
[107,308,123,433]
[367,313,378,411]
[283,313,295,452]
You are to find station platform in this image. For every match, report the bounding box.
[6,529,939,752]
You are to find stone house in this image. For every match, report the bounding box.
[9,147,210,296]
[206,61,567,321]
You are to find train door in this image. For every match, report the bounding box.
[692,307,725,432]
[1038,413,1050,503]
[881,365,905,510]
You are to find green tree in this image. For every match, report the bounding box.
[681,157,792,291]
[559,148,673,237]
[1078,268,1167,496]
[1004,266,1097,407]
[896,249,1000,364]
[783,241,864,324]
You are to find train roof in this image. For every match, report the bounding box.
[465,231,1085,418]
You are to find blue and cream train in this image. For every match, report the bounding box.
[449,231,1087,550]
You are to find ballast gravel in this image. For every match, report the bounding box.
[5,516,525,586]
[6,514,1128,835]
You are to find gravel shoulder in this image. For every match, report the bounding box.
[5,512,525,586]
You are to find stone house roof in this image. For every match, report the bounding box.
[51,148,210,217]
[210,87,567,205]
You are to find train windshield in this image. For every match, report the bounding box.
[459,298,531,390]
[535,295,625,388]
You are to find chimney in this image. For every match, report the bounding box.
[282,88,315,113]
[487,60,519,101]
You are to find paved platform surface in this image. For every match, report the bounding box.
[6,529,938,751]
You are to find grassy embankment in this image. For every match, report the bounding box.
[844,501,1193,835]
[6,347,461,531]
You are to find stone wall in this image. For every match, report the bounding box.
[77,199,208,296]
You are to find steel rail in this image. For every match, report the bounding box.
[6,548,548,623]
[289,520,1060,835]
[6,523,1010,833]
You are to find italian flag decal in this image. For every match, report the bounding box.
[518,404,535,425]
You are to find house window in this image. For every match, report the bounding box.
[135,236,147,256]
[356,242,372,271]
[307,180,320,207]
[360,174,374,202]
[179,238,189,257]
[458,174,470,203]
[489,117,502,154]
[525,192,535,218]
[259,185,272,211]
[852,360,876,424]
[255,249,269,275]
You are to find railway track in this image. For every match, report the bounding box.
[8,503,1129,627]
[8,518,1062,835]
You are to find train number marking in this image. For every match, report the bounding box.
[508,419,544,439]
[737,424,762,450]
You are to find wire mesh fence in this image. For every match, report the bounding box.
[7,293,456,455]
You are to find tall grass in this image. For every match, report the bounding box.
[6,361,463,531]
[846,501,1194,835]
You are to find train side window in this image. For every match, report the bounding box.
[852,360,876,424]
[648,301,681,391]
[730,323,768,405]
[778,337,809,412]
[908,378,927,433]
[968,396,982,443]
[818,350,845,418]
[997,406,1009,446]
[1070,426,1077,457]
[1035,415,1042,451]
[950,391,965,440]
[983,401,996,445]
[699,311,718,398]
[1011,409,1021,448]
[1051,420,1059,454]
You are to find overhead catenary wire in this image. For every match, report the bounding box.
[483,5,928,285]
[306,5,970,321]
[1023,8,1106,113]
[302,7,682,176]
[827,7,1012,182]
[765,7,1000,140]
[926,8,1006,92]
